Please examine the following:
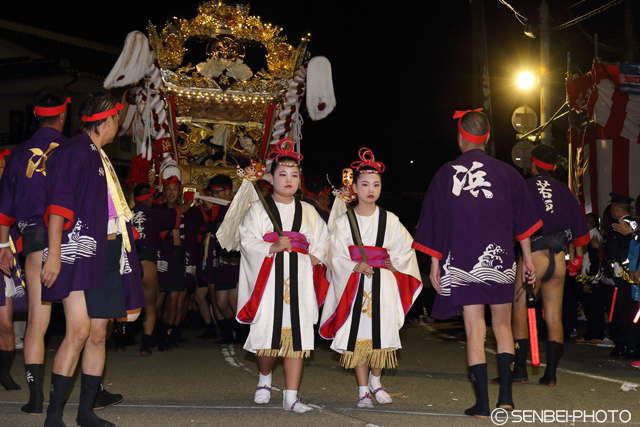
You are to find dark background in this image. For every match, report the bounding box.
[2,0,638,226]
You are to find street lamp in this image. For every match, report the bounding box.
[517,72,535,90]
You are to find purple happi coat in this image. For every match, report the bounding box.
[184,204,226,287]
[131,202,181,252]
[42,132,143,310]
[204,205,239,286]
[0,127,68,233]
[413,149,542,319]
[525,174,590,247]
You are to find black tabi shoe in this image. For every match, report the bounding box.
[76,374,115,427]
[539,341,563,386]
[197,322,218,340]
[496,353,515,409]
[0,350,20,390]
[139,334,153,356]
[610,344,627,358]
[44,373,72,427]
[21,363,44,414]
[464,363,490,418]
[93,383,123,410]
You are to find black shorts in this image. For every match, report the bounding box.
[159,246,186,293]
[84,238,127,319]
[137,246,158,264]
[214,280,237,291]
[22,226,44,256]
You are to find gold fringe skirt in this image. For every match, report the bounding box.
[255,328,310,359]
[339,339,397,369]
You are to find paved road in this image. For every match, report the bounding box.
[2,320,640,426]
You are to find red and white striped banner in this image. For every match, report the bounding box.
[567,63,640,215]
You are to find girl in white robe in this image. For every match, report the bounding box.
[237,140,330,413]
[320,148,422,408]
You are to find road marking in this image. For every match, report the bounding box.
[221,345,282,392]
[483,347,629,385]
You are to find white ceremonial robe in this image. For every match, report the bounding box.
[237,199,330,353]
[320,207,422,353]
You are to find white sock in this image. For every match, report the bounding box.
[369,372,392,404]
[369,373,382,389]
[359,386,370,398]
[283,389,312,413]
[254,372,272,404]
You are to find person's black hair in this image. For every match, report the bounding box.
[208,174,233,190]
[34,87,68,126]
[133,183,152,199]
[303,175,324,194]
[459,111,489,145]
[78,92,117,136]
[585,212,599,230]
[354,166,382,184]
[270,156,300,174]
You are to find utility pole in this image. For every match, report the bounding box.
[540,0,551,145]
[625,0,637,62]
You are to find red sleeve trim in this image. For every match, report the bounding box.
[572,233,591,248]
[173,207,181,229]
[199,205,210,223]
[516,219,543,242]
[44,205,74,231]
[411,241,442,260]
[0,212,15,227]
[208,204,220,222]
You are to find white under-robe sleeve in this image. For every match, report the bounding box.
[307,206,330,265]
[237,203,274,322]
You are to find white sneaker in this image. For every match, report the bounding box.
[14,338,23,350]
[596,338,615,348]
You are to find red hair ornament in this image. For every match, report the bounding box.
[453,108,490,144]
[267,138,303,166]
[350,147,385,173]
[0,149,10,162]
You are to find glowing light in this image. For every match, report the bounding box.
[517,72,535,90]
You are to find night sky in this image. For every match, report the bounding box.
[2,0,638,224]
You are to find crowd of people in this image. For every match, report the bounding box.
[0,88,638,426]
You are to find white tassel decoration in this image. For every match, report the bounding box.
[306,56,336,121]
[104,31,151,89]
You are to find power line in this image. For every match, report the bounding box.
[498,0,528,26]
[554,0,624,31]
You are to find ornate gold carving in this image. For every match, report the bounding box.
[149,1,305,79]
[178,163,243,193]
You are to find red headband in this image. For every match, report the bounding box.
[162,176,182,187]
[531,156,555,171]
[81,103,123,122]
[34,98,71,117]
[267,138,303,166]
[0,149,10,162]
[454,109,490,144]
[209,185,230,191]
[134,187,155,202]
[351,147,385,173]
